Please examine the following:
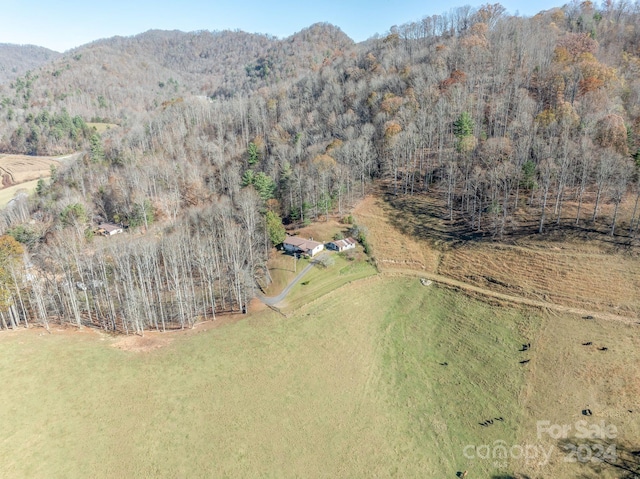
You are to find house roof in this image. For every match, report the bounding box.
[98,223,122,233]
[283,236,323,251]
[331,237,357,248]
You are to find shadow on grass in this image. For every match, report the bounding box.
[555,437,640,478]
[384,192,484,245]
[382,190,640,250]
[499,439,640,479]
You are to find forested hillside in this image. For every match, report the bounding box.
[0,44,59,84]
[1,1,640,332]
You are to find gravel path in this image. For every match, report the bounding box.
[259,252,328,306]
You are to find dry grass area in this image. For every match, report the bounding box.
[439,243,640,315]
[0,152,82,207]
[287,217,345,243]
[352,190,640,475]
[356,193,640,319]
[513,311,640,478]
[353,195,441,272]
[560,191,639,229]
[0,154,59,185]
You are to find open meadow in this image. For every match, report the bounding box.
[0,153,70,207]
[2,273,638,478]
[0,278,527,478]
[0,154,59,185]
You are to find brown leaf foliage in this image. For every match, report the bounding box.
[557,32,598,60]
[595,114,629,155]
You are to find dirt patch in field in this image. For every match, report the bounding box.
[1,311,250,351]
[112,335,171,352]
[109,313,250,352]
[1,173,13,187]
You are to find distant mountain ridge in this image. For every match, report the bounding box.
[0,23,353,116]
[70,23,355,92]
[0,44,60,84]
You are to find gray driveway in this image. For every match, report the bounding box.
[259,252,328,306]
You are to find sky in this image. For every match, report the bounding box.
[0,0,564,52]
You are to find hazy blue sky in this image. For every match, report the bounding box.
[0,0,562,52]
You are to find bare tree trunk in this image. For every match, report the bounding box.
[611,201,620,236]
[538,161,553,234]
[576,185,585,226]
[629,188,640,235]
[592,185,603,223]
[11,268,28,328]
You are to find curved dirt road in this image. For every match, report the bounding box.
[381,267,640,325]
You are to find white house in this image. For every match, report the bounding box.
[283,236,324,257]
[326,237,357,252]
[97,223,123,236]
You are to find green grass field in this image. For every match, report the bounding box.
[0,179,41,207]
[262,250,310,296]
[279,253,376,312]
[0,277,547,478]
[87,122,119,133]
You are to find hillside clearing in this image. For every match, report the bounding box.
[355,194,640,321]
[87,122,118,133]
[0,154,60,185]
[0,178,42,207]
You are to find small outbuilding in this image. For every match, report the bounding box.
[326,237,357,252]
[97,223,123,236]
[283,236,324,257]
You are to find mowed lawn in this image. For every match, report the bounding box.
[278,253,376,312]
[0,277,555,478]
